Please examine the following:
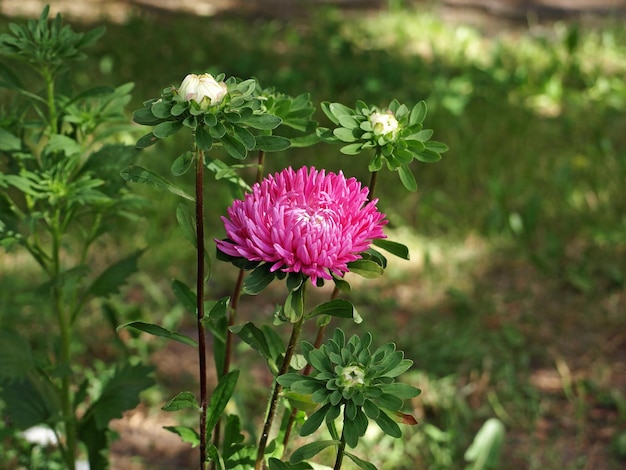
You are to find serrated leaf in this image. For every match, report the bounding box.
[116,321,197,347]
[121,165,194,200]
[86,250,144,299]
[87,363,154,429]
[289,439,339,463]
[0,372,61,430]
[0,329,34,384]
[162,391,199,411]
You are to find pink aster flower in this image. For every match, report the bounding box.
[215,166,387,284]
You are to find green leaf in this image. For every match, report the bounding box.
[86,363,154,429]
[289,439,339,463]
[308,299,362,324]
[243,263,275,295]
[206,370,240,437]
[172,278,197,314]
[397,165,417,191]
[415,149,442,163]
[221,133,247,160]
[135,132,159,148]
[162,391,199,411]
[0,127,21,151]
[196,124,213,152]
[232,125,256,151]
[171,151,194,176]
[379,383,420,399]
[121,165,194,200]
[153,120,183,139]
[86,250,144,299]
[231,322,282,373]
[0,372,61,430]
[425,140,449,153]
[337,114,360,129]
[334,127,358,143]
[340,143,363,155]
[0,329,34,380]
[284,284,305,322]
[299,403,331,437]
[328,102,354,120]
[116,321,198,347]
[254,135,291,152]
[372,239,410,260]
[464,418,505,469]
[176,203,197,248]
[241,113,282,130]
[347,259,384,278]
[373,410,402,438]
[409,101,427,125]
[344,452,377,470]
[163,425,201,447]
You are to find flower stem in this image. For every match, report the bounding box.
[333,430,347,470]
[255,314,306,470]
[281,286,339,451]
[195,148,209,470]
[368,170,378,201]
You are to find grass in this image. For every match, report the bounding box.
[1,3,626,469]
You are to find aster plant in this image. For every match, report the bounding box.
[122,63,443,468]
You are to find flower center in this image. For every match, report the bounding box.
[337,365,366,389]
[291,206,333,230]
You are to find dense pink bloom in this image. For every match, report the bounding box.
[215,166,387,284]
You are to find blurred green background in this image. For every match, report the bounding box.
[1,1,625,468]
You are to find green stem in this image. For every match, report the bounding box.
[42,66,58,135]
[368,170,378,201]
[255,314,306,470]
[51,210,76,470]
[333,430,347,470]
[195,148,209,470]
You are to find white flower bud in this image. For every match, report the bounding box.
[369,111,399,139]
[177,73,227,108]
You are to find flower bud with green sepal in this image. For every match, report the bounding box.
[316,99,448,191]
[277,329,420,449]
